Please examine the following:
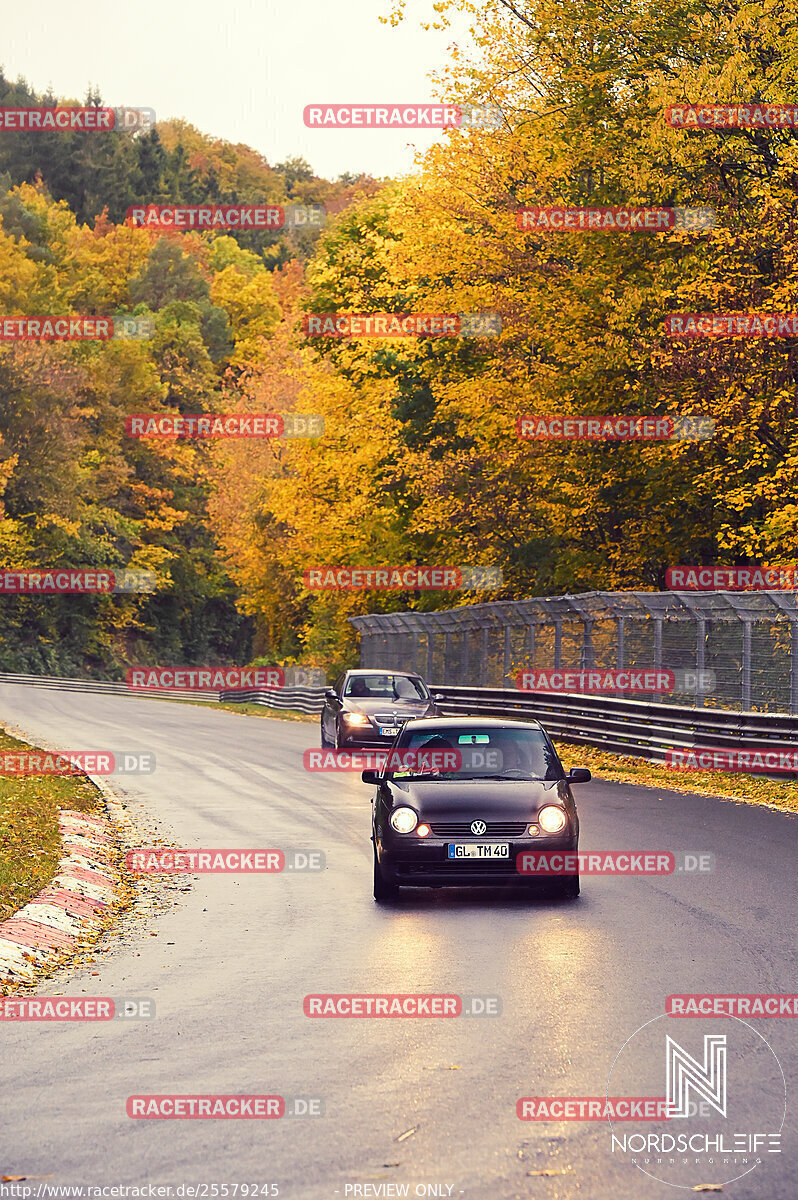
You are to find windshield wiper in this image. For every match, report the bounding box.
[389,771,457,780]
[478,774,544,781]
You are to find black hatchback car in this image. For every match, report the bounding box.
[363,717,590,902]
[320,669,443,749]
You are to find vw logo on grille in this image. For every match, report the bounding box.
[470,820,487,835]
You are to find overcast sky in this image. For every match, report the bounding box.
[2,0,476,181]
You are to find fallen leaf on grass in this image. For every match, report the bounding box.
[692,1188,723,1194]
[526,1168,573,1177]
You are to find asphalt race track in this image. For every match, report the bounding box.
[1,682,796,1198]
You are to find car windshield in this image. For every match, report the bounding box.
[386,726,563,781]
[344,674,428,701]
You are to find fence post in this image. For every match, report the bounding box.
[580,621,595,668]
[481,627,490,685]
[554,620,562,669]
[653,617,663,704]
[503,625,513,684]
[426,631,435,682]
[792,622,798,716]
[463,630,470,686]
[696,619,706,708]
[525,623,536,665]
[444,632,452,682]
[742,620,752,712]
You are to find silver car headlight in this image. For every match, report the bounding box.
[389,807,418,833]
[343,712,369,725]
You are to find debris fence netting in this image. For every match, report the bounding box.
[350,591,798,715]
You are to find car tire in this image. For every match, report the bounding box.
[553,874,580,900]
[320,716,332,748]
[373,849,400,903]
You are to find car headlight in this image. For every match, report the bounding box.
[538,805,567,833]
[343,712,369,725]
[389,807,418,833]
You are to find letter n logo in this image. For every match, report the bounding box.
[666,1034,727,1118]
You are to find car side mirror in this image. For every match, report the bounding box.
[324,689,337,702]
[362,769,382,785]
[568,767,591,783]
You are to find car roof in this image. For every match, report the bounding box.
[401,716,545,731]
[346,668,422,677]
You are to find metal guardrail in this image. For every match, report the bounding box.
[431,684,798,766]
[219,687,325,714]
[0,671,326,713]
[0,671,219,703]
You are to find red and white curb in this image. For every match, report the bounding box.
[0,808,125,986]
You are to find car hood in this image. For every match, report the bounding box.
[345,699,431,715]
[386,778,568,817]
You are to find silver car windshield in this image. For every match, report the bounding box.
[344,674,428,700]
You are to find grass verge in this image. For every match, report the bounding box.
[0,726,105,922]
[555,740,798,815]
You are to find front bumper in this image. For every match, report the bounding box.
[339,727,401,748]
[376,835,578,888]
[339,715,435,748]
